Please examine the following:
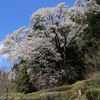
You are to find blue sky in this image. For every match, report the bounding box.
[0,0,76,69]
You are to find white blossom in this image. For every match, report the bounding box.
[0,0,100,89]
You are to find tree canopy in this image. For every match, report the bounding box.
[0,0,100,91]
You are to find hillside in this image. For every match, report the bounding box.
[9,72,100,100]
[0,0,100,100]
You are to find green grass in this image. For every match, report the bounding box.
[8,72,100,100]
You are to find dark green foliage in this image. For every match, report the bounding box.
[81,6,100,70]
[13,60,27,71]
[87,0,100,5]
[87,13,100,39]
[18,68,29,85]
[16,65,37,93]
[96,0,100,5]
[86,89,100,100]
[66,41,86,84]
[16,68,30,92]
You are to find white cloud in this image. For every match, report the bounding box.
[0,42,8,58]
[0,43,3,49]
[2,54,8,58]
[0,42,8,64]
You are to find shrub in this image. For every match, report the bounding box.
[86,89,100,100]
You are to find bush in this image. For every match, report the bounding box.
[86,89,100,100]
[16,67,37,93]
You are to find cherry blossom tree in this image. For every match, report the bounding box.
[0,0,100,87]
[29,0,86,84]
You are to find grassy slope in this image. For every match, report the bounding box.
[9,72,100,100]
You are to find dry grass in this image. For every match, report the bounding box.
[8,72,100,100]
